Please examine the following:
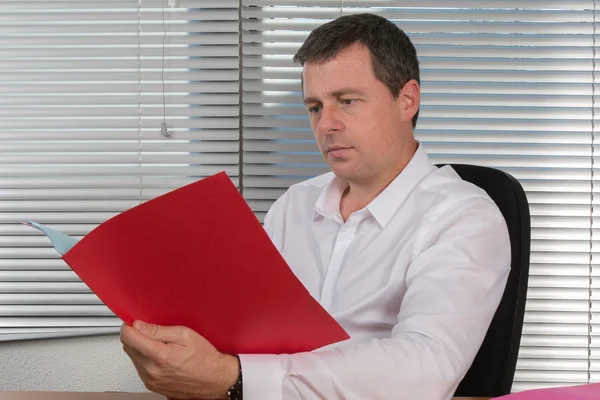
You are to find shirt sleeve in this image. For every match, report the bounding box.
[241,196,511,400]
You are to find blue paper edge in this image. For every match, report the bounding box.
[23,219,79,256]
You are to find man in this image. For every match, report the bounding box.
[120,13,510,400]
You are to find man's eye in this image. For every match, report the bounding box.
[308,105,321,113]
[341,99,355,105]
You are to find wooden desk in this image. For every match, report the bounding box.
[0,392,490,400]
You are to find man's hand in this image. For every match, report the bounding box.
[120,321,240,400]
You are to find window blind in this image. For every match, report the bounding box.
[3,0,599,392]
[240,0,599,391]
[0,0,240,341]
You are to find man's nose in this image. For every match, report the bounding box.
[317,106,344,134]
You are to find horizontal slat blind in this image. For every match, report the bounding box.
[1,0,240,340]
[241,1,598,391]
[3,0,599,392]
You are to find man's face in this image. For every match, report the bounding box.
[302,43,419,184]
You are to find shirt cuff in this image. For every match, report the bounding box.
[238,354,285,400]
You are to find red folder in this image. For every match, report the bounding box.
[29,172,349,355]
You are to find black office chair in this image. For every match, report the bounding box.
[437,164,531,398]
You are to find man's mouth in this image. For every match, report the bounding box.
[326,147,352,157]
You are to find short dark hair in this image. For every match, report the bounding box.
[293,13,420,128]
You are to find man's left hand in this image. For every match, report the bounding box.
[120,321,239,399]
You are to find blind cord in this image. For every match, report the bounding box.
[588,0,596,385]
[137,0,143,204]
[161,0,170,137]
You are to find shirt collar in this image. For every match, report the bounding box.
[367,144,436,227]
[313,143,437,227]
[313,173,346,222]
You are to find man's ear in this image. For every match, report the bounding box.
[398,79,420,124]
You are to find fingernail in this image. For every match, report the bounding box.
[133,320,146,333]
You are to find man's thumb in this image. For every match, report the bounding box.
[133,320,150,335]
[133,320,184,343]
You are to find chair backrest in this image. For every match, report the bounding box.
[439,164,531,397]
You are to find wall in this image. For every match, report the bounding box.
[0,334,146,392]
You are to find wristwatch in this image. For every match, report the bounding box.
[227,355,243,400]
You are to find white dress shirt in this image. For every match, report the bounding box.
[239,145,511,400]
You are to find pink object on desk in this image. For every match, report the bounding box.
[493,382,600,399]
